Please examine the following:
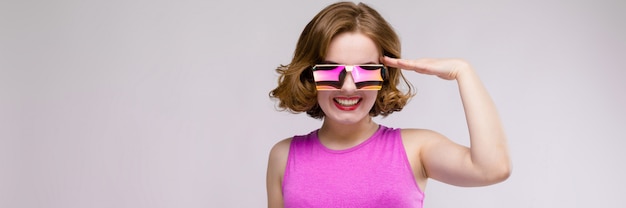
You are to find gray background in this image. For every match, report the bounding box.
[1,0,625,207]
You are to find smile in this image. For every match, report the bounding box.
[334,98,360,106]
[333,97,361,110]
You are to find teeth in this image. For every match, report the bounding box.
[335,98,359,106]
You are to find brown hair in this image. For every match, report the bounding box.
[269,2,414,119]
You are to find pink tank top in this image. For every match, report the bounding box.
[283,125,424,208]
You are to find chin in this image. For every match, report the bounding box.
[325,112,371,124]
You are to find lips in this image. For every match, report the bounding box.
[333,97,361,111]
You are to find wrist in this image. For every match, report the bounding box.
[454,60,474,80]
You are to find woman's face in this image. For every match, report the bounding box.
[317,32,380,124]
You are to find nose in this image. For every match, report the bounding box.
[340,72,358,92]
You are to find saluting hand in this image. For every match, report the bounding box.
[381,56,472,80]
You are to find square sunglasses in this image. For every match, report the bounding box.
[311,64,388,91]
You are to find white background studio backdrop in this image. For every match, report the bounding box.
[1,0,625,207]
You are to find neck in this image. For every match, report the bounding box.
[318,117,379,150]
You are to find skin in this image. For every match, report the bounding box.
[266,32,511,208]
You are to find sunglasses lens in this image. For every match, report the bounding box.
[312,65,344,90]
[352,65,385,90]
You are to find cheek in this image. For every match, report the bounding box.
[316,91,332,103]
[364,92,379,106]
[316,91,329,98]
[365,91,379,100]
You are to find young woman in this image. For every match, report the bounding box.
[267,2,511,207]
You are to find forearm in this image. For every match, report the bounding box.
[456,64,511,179]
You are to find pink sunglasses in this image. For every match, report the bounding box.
[311,64,387,90]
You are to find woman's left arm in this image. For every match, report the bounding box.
[383,56,511,186]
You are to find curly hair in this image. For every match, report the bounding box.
[269,2,414,119]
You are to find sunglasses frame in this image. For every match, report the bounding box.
[311,64,387,91]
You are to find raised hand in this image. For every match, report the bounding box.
[381,56,472,80]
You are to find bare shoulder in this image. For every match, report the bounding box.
[267,138,292,190]
[267,137,293,179]
[400,128,455,157]
[267,137,292,207]
[399,128,451,188]
[399,128,448,160]
[268,137,292,166]
[400,128,448,145]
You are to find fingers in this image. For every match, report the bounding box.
[382,56,468,80]
[382,56,431,74]
[382,56,408,69]
[382,56,413,70]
